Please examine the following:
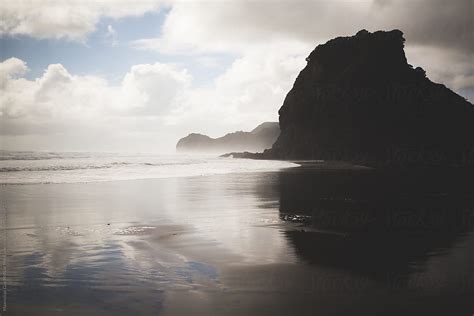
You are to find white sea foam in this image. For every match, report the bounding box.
[0,151,298,185]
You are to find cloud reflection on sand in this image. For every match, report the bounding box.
[2,166,474,315]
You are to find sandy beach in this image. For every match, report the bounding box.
[1,166,473,315]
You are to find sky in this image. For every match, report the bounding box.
[0,0,472,153]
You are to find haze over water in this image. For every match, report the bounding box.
[0,151,297,184]
[1,153,473,315]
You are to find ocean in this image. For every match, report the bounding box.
[0,151,298,184]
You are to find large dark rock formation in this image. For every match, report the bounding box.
[176,122,279,153]
[263,29,474,166]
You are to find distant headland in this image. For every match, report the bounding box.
[176,122,279,153]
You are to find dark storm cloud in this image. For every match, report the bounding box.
[373,0,473,53]
[151,0,472,95]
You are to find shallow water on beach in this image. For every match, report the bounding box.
[1,165,473,315]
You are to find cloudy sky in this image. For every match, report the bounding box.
[1,0,472,152]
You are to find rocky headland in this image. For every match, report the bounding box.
[233,30,473,167]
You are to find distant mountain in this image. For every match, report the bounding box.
[241,29,473,166]
[176,122,280,153]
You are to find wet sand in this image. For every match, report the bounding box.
[1,166,473,315]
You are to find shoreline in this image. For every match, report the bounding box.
[2,161,473,316]
[0,157,299,186]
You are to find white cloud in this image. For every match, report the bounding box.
[194,56,221,69]
[0,51,305,151]
[0,58,193,151]
[0,57,28,85]
[0,57,190,119]
[122,63,191,115]
[0,0,167,41]
[1,1,472,152]
[131,0,473,95]
[132,0,472,54]
[167,47,307,137]
[2,0,471,95]
[132,1,371,54]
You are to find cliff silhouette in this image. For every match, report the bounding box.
[243,30,474,166]
[176,122,279,153]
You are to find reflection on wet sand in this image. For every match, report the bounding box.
[277,165,474,314]
[1,166,473,315]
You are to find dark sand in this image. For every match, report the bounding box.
[1,166,473,315]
